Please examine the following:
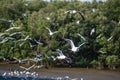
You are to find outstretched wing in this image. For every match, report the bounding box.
[90,28,95,36]
[78,42,86,48]
[45,27,52,33]
[77,34,86,41]
[20,66,27,70]
[53,31,58,34]
[65,39,75,48]
[56,49,63,55]
[5,27,20,32]
[77,11,85,20]
[27,64,35,70]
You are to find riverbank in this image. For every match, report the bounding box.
[0,63,120,80]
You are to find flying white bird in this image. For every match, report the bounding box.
[18,35,30,42]
[77,34,86,41]
[5,27,20,32]
[99,51,107,54]
[45,27,58,36]
[29,42,36,48]
[96,34,102,39]
[76,20,80,24]
[65,10,77,14]
[51,56,56,61]
[65,10,85,20]
[56,49,67,60]
[34,39,43,44]
[107,36,113,41]
[46,17,51,21]
[0,33,8,37]
[90,28,95,36]
[9,32,22,37]
[0,37,15,44]
[13,57,27,64]
[65,39,86,53]
[20,64,35,71]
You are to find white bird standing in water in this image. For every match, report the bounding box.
[65,39,86,53]
[2,72,7,76]
[45,27,58,36]
[56,49,67,60]
[90,28,95,36]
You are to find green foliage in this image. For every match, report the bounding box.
[75,58,89,68]
[106,55,120,70]
[90,60,100,68]
[0,0,120,68]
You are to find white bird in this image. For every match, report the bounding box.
[25,3,28,6]
[77,34,86,41]
[96,34,102,39]
[18,35,30,42]
[0,19,11,22]
[90,28,95,36]
[9,32,22,37]
[76,20,80,24]
[65,10,85,20]
[65,10,77,14]
[33,57,42,63]
[34,39,43,44]
[92,8,95,12]
[22,13,27,17]
[81,78,84,80]
[34,65,44,69]
[65,39,86,53]
[71,78,78,80]
[46,17,51,21]
[0,37,15,44]
[45,27,58,36]
[20,64,35,71]
[56,49,67,60]
[5,27,20,32]
[29,42,36,48]
[19,42,24,47]
[99,51,107,54]
[51,56,56,61]
[2,72,7,76]
[13,57,27,64]
[0,33,8,37]
[107,36,113,41]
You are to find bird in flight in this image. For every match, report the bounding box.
[56,49,67,60]
[77,33,86,41]
[45,27,58,36]
[20,64,35,71]
[65,39,86,53]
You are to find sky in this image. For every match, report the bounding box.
[43,0,106,2]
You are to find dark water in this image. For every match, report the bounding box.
[0,76,55,80]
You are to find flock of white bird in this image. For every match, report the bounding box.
[0,9,113,80]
